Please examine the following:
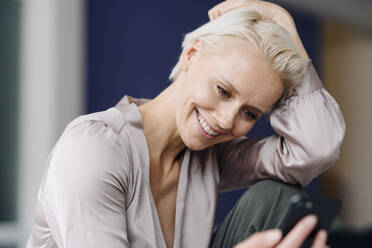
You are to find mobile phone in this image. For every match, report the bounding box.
[278,195,341,248]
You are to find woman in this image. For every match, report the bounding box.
[27,0,345,247]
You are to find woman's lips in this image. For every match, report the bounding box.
[195,109,220,139]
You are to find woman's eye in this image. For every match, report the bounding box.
[244,110,257,121]
[217,85,231,98]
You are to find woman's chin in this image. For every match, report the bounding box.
[186,144,208,151]
[182,137,210,151]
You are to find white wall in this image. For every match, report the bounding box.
[322,21,372,229]
[16,0,85,246]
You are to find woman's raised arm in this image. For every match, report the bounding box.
[212,0,346,189]
[216,62,345,189]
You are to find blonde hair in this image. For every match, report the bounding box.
[169,8,307,109]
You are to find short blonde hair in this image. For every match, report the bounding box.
[169,8,307,109]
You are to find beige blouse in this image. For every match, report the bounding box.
[27,63,345,248]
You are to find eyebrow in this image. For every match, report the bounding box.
[217,76,265,116]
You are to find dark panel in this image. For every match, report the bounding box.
[0,0,20,222]
[0,245,17,248]
[85,0,218,113]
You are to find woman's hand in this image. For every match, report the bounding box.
[208,0,285,22]
[208,0,310,60]
[234,215,329,248]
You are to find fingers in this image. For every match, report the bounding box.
[207,0,287,25]
[276,215,317,248]
[311,230,328,248]
[208,3,225,21]
[234,216,328,248]
[234,229,282,248]
[208,0,242,21]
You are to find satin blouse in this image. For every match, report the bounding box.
[27,63,345,248]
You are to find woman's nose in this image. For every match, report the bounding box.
[213,105,239,132]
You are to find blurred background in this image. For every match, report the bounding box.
[1,0,371,247]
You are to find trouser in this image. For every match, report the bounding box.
[210,179,306,248]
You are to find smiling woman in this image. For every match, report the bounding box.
[169,38,284,150]
[27,1,345,248]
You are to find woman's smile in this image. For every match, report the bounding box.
[195,108,221,139]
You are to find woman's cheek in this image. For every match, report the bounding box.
[235,121,255,137]
[192,83,219,109]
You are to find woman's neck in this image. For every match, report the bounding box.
[138,83,185,177]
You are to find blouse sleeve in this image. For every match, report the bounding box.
[216,62,346,191]
[42,120,130,247]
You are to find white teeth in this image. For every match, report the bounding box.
[197,111,219,136]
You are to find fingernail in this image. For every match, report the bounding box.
[305,215,317,226]
[266,229,282,243]
[319,229,328,239]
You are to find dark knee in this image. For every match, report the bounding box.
[239,179,304,204]
[211,180,306,247]
[247,179,304,200]
[234,179,306,229]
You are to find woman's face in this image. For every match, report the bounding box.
[174,39,284,151]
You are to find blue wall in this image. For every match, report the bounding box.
[85,0,321,225]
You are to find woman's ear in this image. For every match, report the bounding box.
[179,40,202,71]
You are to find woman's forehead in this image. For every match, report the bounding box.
[203,41,279,83]
[199,42,284,109]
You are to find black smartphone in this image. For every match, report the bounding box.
[278,195,341,248]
